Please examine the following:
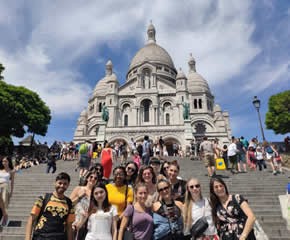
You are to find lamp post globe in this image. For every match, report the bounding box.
[252,96,266,141]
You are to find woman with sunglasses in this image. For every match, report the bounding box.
[76,182,118,240]
[136,166,158,207]
[125,161,139,187]
[210,177,256,240]
[118,183,154,240]
[79,164,108,186]
[183,178,218,240]
[152,179,184,240]
[106,166,134,217]
[70,171,98,239]
[167,161,186,203]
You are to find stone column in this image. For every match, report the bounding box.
[136,108,139,126]
[137,74,141,88]
[152,73,157,87]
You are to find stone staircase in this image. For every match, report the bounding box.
[1,158,290,239]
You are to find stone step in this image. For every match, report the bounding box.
[3,158,290,239]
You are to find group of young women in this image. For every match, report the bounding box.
[70,160,257,240]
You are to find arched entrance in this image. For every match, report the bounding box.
[164,137,180,156]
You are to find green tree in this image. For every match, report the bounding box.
[0,63,4,80]
[0,67,51,154]
[265,90,290,134]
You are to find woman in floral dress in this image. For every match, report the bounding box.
[209,177,256,240]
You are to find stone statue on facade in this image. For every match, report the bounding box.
[102,105,109,122]
[183,102,190,120]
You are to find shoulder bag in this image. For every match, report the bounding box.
[123,205,134,240]
[190,199,209,239]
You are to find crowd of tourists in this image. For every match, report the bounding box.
[22,134,271,240]
[0,134,285,239]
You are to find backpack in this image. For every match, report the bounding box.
[79,143,88,154]
[266,146,273,154]
[34,193,72,227]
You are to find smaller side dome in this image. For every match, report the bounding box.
[187,54,210,93]
[107,73,118,83]
[176,68,186,79]
[214,104,222,112]
[93,60,118,96]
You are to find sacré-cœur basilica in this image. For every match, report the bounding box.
[74,23,231,155]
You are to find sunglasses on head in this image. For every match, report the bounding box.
[158,186,170,192]
[188,184,200,189]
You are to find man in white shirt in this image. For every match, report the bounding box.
[228,137,238,173]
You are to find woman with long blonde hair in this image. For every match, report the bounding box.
[183,178,218,240]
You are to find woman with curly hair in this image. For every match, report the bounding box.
[70,170,98,239]
[106,166,134,217]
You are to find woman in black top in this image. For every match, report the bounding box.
[152,179,184,240]
[167,161,186,203]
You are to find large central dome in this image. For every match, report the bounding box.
[129,43,175,71]
[128,23,175,72]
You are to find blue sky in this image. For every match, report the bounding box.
[1,0,289,145]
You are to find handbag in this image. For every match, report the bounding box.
[190,199,209,239]
[123,205,134,240]
[190,217,208,239]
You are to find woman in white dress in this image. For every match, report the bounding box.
[0,156,15,208]
[76,182,118,240]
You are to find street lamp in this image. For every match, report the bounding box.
[252,96,266,141]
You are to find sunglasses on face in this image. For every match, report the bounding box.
[126,167,136,172]
[89,176,97,180]
[158,186,170,192]
[188,184,200,189]
[95,168,102,172]
[163,166,169,170]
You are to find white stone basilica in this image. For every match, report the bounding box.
[74,23,231,154]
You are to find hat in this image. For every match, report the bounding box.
[149,158,161,165]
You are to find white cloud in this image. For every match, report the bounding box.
[0,0,276,119]
[242,61,290,92]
